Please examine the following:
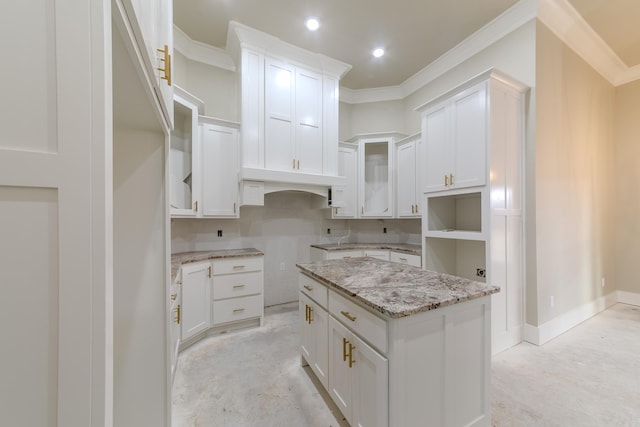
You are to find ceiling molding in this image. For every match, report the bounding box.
[538,0,640,87]
[341,0,538,104]
[174,25,236,71]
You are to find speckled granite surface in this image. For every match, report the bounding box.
[171,249,263,283]
[311,243,421,256]
[296,257,499,319]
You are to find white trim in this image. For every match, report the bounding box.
[523,292,618,346]
[342,0,537,104]
[617,290,640,307]
[173,25,236,71]
[538,0,640,87]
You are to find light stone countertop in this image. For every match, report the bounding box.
[310,243,421,256]
[171,248,264,283]
[296,257,499,319]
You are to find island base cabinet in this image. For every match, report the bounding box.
[388,296,491,427]
[329,316,389,427]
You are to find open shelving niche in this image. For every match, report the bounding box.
[422,187,489,283]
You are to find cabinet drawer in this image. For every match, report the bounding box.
[213,294,263,325]
[329,290,387,355]
[213,257,263,275]
[299,273,328,308]
[213,271,262,300]
[363,250,390,261]
[327,250,363,260]
[390,251,421,267]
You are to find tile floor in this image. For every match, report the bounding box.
[172,303,640,427]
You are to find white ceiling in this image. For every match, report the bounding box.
[173,0,640,90]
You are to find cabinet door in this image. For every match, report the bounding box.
[352,333,389,427]
[396,141,418,217]
[360,139,393,217]
[422,103,450,192]
[335,144,358,218]
[302,295,329,390]
[265,58,295,171]
[170,95,199,216]
[181,262,211,341]
[296,68,323,174]
[451,82,487,189]
[202,124,239,217]
[300,294,314,363]
[329,317,354,425]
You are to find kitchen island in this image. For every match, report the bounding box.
[296,257,499,427]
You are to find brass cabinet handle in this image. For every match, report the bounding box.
[342,337,349,362]
[174,304,181,324]
[348,342,355,368]
[157,45,172,86]
[297,160,300,169]
[233,265,245,269]
[308,306,313,324]
[176,280,182,285]
[444,175,449,186]
[305,305,309,322]
[233,284,245,289]
[399,257,407,262]
[208,266,212,278]
[233,308,245,314]
[170,293,177,300]
[293,158,296,169]
[341,311,356,322]
[303,285,313,292]
[449,173,454,186]
[416,204,419,213]
[194,200,199,212]
[361,206,364,215]
[233,202,236,214]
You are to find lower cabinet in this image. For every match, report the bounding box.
[299,292,329,390]
[328,316,388,427]
[170,271,182,386]
[212,257,264,326]
[180,261,212,341]
[389,251,421,267]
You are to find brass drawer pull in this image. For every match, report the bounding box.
[307,306,313,324]
[233,308,245,313]
[233,265,245,269]
[233,284,245,289]
[303,285,313,292]
[174,304,181,324]
[341,311,356,322]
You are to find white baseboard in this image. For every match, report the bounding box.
[617,290,640,306]
[524,292,618,346]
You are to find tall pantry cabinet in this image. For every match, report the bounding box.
[418,69,528,355]
[1,0,173,426]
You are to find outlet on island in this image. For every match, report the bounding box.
[476,268,486,278]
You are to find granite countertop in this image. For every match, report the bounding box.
[171,248,263,283]
[311,243,421,256]
[296,257,499,319]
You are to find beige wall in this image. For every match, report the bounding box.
[343,99,406,138]
[614,80,640,294]
[534,22,616,325]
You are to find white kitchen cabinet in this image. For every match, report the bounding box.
[212,257,264,327]
[420,81,487,193]
[170,272,182,386]
[180,262,212,341]
[299,289,329,390]
[119,0,174,127]
[170,89,202,216]
[228,22,350,187]
[333,143,359,218]
[329,314,388,427]
[201,120,240,217]
[389,252,422,267]
[396,134,422,218]
[363,250,390,261]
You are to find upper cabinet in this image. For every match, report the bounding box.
[395,133,423,218]
[333,143,359,219]
[419,80,487,193]
[117,0,174,128]
[227,22,351,188]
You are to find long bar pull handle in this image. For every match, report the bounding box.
[233,308,245,314]
[449,173,454,186]
[348,342,356,368]
[303,285,313,292]
[342,338,349,362]
[194,200,199,212]
[444,175,449,186]
[341,311,356,322]
[308,306,313,324]
[208,266,212,278]
[175,304,181,324]
[233,284,245,289]
[157,45,172,86]
[305,305,309,322]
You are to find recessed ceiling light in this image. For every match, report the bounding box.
[306,18,320,31]
[372,48,385,58]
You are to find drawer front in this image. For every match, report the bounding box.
[214,257,263,275]
[213,271,262,300]
[329,290,387,355]
[213,294,263,325]
[390,251,421,267]
[327,250,363,260]
[299,273,328,308]
[363,250,390,261]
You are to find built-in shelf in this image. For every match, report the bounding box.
[426,191,483,233]
[423,237,486,283]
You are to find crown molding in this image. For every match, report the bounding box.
[174,25,236,71]
[538,0,640,86]
[341,0,537,104]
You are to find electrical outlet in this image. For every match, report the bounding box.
[279,262,285,271]
[601,277,606,288]
[383,227,387,233]
[476,268,486,278]
[327,228,331,234]
[550,296,555,308]
[217,229,222,237]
